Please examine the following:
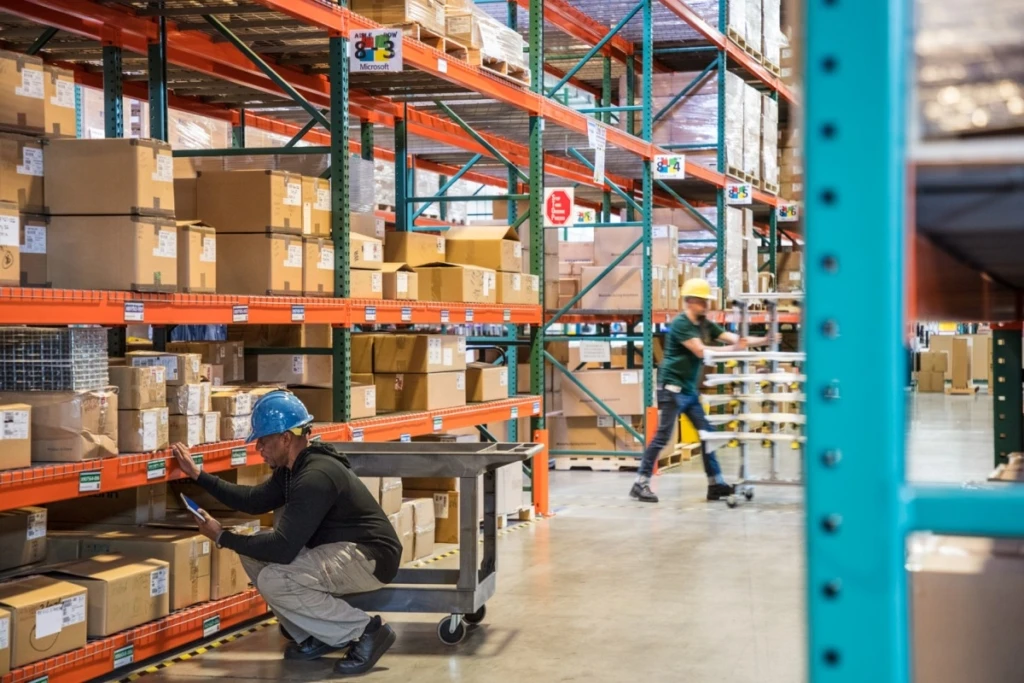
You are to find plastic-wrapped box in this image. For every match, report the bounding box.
[414,170,440,219]
[762,0,782,67]
[476,10,528,69]
[743,209,757,293]
[761,95,779,190]
[349,155,375,214]
[350,0,446,37]
[727,0,746,40]
[745,0,762,55]
[724,206,744,299]
[725,72,746,174]
[170,110,231,150]
[375,158,395,208]
[742,84,761,181]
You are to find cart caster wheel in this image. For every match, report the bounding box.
[464,605,486,625]
[726,495,738,508]
[744,489,754,501]
[438,616,467,645]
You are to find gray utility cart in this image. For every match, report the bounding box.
[334,441,542,645]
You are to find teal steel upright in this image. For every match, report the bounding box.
[714,0,726,289]
[231,109,245,148]
[640,0,653,410]
[147,15,168,142]
[329,33,352,422]
[395,115,409,232]
[528,0,545,438]
[102,45,123,138]
[360,120,374,159]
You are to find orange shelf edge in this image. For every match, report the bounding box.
[2,591,269,683]
[0,397,542,512]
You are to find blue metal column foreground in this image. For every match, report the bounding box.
[102,45,123,138]
[395,112,409,231]
[640,0,654,411]
[329,33,352,423]
[804,0,910,680]
[147,14,169,142]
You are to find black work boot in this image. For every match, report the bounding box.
[279,623,296,643]
[706,483,736,501]
[629,481,659,503]
[335,616,396,676]
[284,636,339,661]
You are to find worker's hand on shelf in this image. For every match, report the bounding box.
[197,509,223,543]
[171,442,202,480]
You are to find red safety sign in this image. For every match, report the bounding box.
[543,187,574,227]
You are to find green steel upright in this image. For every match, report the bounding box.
[640,0,654,409]
[360,120,374,159]
[992,326,1023,466]
[147,16,168,142]
[102,45,123,138]
[528,0,545,436]
[329,33,352,422]
[395,115,409,232]
[714,0,726,289]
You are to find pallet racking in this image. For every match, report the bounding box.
[0,0,802,679]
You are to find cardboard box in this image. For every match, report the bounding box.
[0,507,47,571]
[118,407,169,453]
[109,365,166,411]
[444,225,522,272]
[18,212,47,286]
[176,220,216,293]
[45,138,174,216]
[54,555,171,637]
[289,384,376,421]
[244,353,331,388]
[404,490,458,544]
[0,577,87,668]
[47,215,178,291]
[211,390,253,417]
[352,334,375,373]
[919,351,948,374]
[550,415,617,452]
[47,485,166,526]
[0,51,45,134]
[167,383,202,416]
[374,372,466,412]
[380,478,402,515]
[166,341,244,383]
[216,232,304,295]
[466,363,508,402]
[202,411,221,443]
[407,497,435,560]
[303,236,334,296]
[221,415,251,440]
[380,262,418,300]
[373,334,467,373]
[415,262,497,304]
[580,266,662,310]
[0,389,118,462]
[351,269,383,299]
[196,170,303,233]
[149,514,260,600]
[562,369,646,418]
[394,503,413,565]
[384,232,446,267]
[78,529,212,611]
[350,211,383,240]
[0,135,43,214]
[0,403,30,471]
[127,351,201,386]
[917,371,945,393]
[302,176,331,236]
[358,477,381,505]
[174,177,198,221]
[168,414,203,447]
[496,272,540,305]
[0,606,9,676]
[350,233,383,270]
[951,337,973,389]
[42,65,75,138]
[593,224,679,268]
[227,325,330,349]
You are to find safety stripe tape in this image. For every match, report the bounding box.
[410,516,541,567]
[116,619,276,682]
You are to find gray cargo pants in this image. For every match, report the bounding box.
[240,541,383,647]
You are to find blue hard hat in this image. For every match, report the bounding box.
[246,390,314,443]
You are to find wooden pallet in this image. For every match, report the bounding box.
[675,442,700,462]
[761,179,780,195]
[726,27,764,63]
[553,450,681,472]
[946,384,979,395]
[727,166,758,185]
[391,22,469,61]
[764,60,782,77]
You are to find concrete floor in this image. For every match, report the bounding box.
[133,392,993,683]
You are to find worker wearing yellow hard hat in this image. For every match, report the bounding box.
[629,278,773,504]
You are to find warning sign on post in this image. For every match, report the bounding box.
[350,29,403,73]
[543,187,574,227]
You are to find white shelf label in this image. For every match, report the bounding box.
[440,310,450,323]
[194,454,204,472]
[777,204,800,222]
[203,615,220,637]
[465,309,474,322]
[533,401,541,414]
[78,471,101,493]
[114,645,134,669]
[401,307,412,322]
[437,58,447,73]
[503,309,512,322]
[147,459,166,480]
[365,306,376,322]
[291,305,305,322]
[124,301,145,322]
[232,305,248,323]
[231,447,248,467]
[510,406,518,419]
[432,417,443,432]
[149,568,168,597]
[352,428,364,443]
[579,341,611,363]
[400,434,411,443]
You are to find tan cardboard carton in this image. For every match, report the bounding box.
[404,489,458,544]
[196,170,303,233]
[373,334,467,373]
[174,177,198,221]
[216,232,304,295]
[580,266,663,310]
[302,236,334,296]
[0,389,117,462]
[561,369,646,418]
[167,383,202,416]
[444,225,522,272]
[352,334,376,373]
[466,363,508,402]
[177,220,217,293]
[414,263,497,304]
[18,212,47,287]
[0,402,30,471]
[289,384,376,421]
[47,485,166,526]
[350,269,383,299]
[0,135,43,213]
[109,365,166,411]
[302,176,331,236]
[593,224,679,268]
[951,337,973,389]
[169,414,203,447]
[0,51,45,134]
[78,528,212,611]
[496,271,540,305]
[380,262,418,300]
[42,65,76,138]
[549,416,617,452]
[244,353,331,388]
[202,411,221,443]
[0,577,87,668]
[350,233,383,270]
[384,232,446,267]
[359,477,381,505]
[221,415,251,440]
[0,606,9,676]
[54,555,171,637]
[118,407,170,453]
[227,325,330,349]
[211,390,254,417]
[166,341,244,383]
[380,478,402,516]
[374,372,466,412]
[48,215,178,291]
[45,138,174,216]
[350,211,383,240]
[0,507,47,571]
[127,351,201,386]
[394,503,413,565]
[408,497,435,560]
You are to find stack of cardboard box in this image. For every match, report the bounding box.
[550,368,647,455]
[917,350,948,393]
[372,334,468,412]
[0,387,119,465]
[442,225,538,305]
[0,402,31,472]
[778,126,803,200]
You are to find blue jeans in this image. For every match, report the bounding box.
[638,387,721,480]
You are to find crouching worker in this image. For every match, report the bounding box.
[170,390,402,675]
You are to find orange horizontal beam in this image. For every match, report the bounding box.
[3,592,268,683]
[0,288,543,326]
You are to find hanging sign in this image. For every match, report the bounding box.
[587,120,607,150]
[543,187,575,227]
[653,154,685,179]
[593,147,605,184]
[777,203,801,222]
[350,29,403,73]
[726,182,752,205]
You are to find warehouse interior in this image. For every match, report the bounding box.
[0,0,1021,682]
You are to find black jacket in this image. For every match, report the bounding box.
[196,443,402,583]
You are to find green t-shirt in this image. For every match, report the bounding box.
[658,313,726,394]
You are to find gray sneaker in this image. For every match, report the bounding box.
[630,481,659,503]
